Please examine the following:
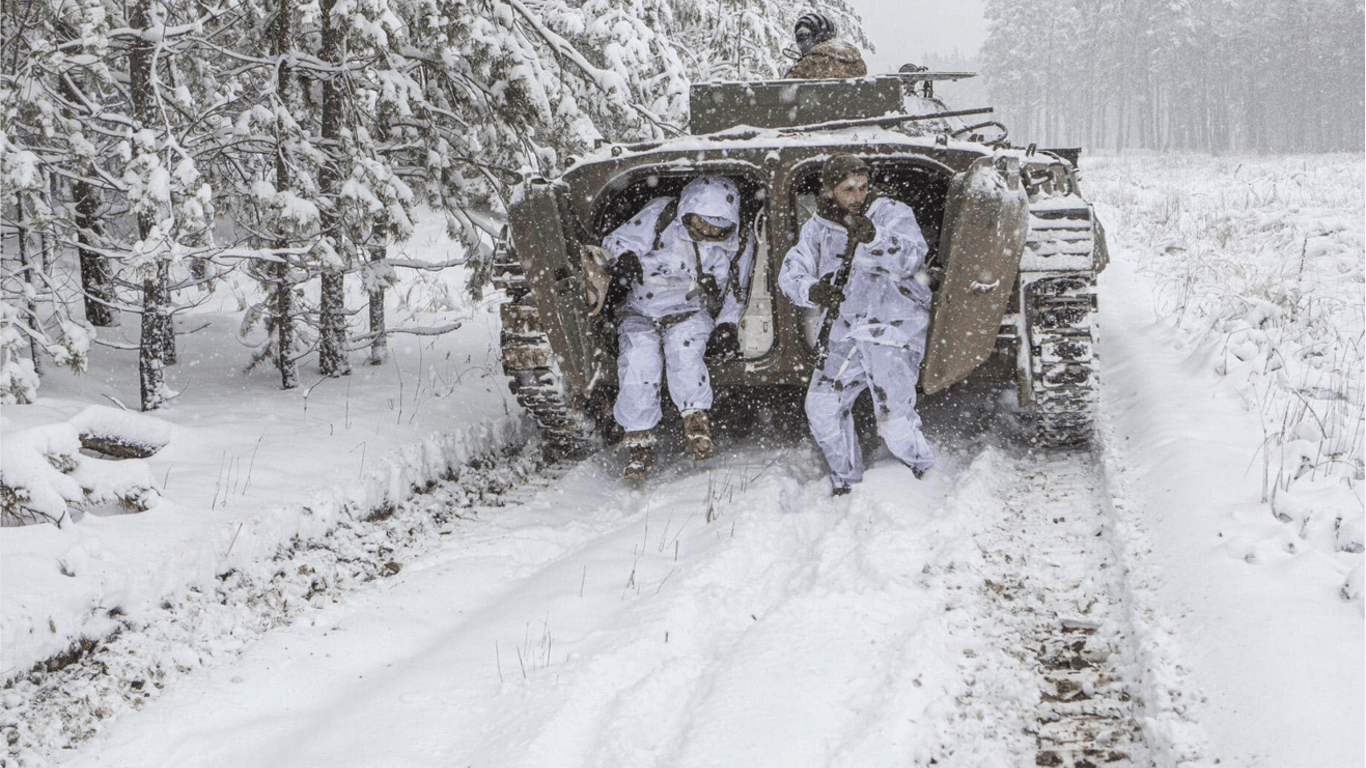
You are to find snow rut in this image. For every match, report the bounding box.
[18,430,1162,768]
[423,436,1156,768]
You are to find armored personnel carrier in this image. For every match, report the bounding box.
[494,72,1108,458]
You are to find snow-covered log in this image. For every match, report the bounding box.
[1,411,166,527]
[70,405,172,459]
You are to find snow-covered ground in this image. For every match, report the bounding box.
[1,153,1361,767]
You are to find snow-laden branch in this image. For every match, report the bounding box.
[349,322,464,343]
[384,256,469,271]
[502,0,628,100]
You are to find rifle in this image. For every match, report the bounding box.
[810,230,862,372]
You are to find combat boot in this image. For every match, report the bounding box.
[682,410,714,461]
[623,431,654,481]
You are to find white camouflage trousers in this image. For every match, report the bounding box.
[806,337,936,488]
[614,311,714,433]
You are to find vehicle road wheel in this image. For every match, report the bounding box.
[494,234,603,460]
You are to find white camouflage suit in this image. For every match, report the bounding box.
[601,176,753,434]
[779,193,937,488]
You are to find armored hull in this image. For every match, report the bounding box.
[496,75,1107,457]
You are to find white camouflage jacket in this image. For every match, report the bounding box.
[779,195,933,349]
[601,176,753,325]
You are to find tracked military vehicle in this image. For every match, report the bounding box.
[494,72,1108,458]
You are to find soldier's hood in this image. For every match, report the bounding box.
[678,176,741,233]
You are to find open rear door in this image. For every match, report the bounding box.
[921,156,1030,394]
[505,179,603,399]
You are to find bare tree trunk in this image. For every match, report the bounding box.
[367,231,388,366]
[56,60,117,328]
[74,185,116,327]
[14,205,44,377]
[275,260,297,388]
[317,0,350,377]
[274,0,298,390]
[130,0,169,410]
[319,271,349,376]
[138,265,172,410]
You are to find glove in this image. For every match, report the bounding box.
[927,266,944,292]
[705,322,740,360]
[919,266,944,292]
[612,251,643,287]
[808,276,845,310]
[845,214,877,247]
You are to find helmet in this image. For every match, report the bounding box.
[821,154,869,193]
[794,12,836,54]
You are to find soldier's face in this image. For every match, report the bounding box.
[832,173,870,213]
[683,214,734,242]
[795,26,816,55]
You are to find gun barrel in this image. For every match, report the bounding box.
[781,107,995,135]
[893,71,978,82]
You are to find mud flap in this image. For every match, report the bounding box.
[921,156,1030,394]
[506,180,603,399]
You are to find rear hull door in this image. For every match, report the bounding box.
[922,156,1030,394]
[506,179,604,400]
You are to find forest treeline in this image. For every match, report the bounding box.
[1,0,860,409]
[980,0,1365,152]
[3,0,1360,412]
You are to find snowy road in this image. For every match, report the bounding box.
[54,403,1159,768]
[11,154,1360,768]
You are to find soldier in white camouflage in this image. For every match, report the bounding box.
[600,176,754,480]
[779,154,936,495]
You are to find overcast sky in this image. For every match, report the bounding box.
[844,0,989,72]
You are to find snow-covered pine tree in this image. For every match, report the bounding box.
[0,0,109,397]
[271,0,301,389]
[217,0,320,389]
[315,0,351,378]
[116,0,236,408]
[52,15,117,329]
[4,0,240,409]
[390,0,867,300]
[126,0,174,409]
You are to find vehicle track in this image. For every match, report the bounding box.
[411,431,1159,767]
[963,445,1151,767]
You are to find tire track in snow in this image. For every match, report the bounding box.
[449,437,1032,768]
[444,444,873,768]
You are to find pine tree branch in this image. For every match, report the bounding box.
[503,0,629,99]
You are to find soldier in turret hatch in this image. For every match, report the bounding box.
[784,12,868,79]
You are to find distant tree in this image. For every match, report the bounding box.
[980,0,1364,152]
